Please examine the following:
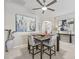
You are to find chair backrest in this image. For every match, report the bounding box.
[28,35,35,46]
[49,34,57,46]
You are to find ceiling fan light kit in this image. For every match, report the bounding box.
[42,7,47,11]
[32,0,57,14]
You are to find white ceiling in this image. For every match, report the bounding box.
[5,0,75,17]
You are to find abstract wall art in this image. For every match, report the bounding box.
[59,19,68,31]
[15,14,36,32]
[58,18,74,34]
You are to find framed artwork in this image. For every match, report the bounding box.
[59,19,68,31]
[58,18,74,34]
[15,14,36,32]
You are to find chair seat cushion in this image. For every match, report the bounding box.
[34,39,41,46]
[43,42,50,46]
[43,40,54,47]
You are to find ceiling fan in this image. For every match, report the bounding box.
[32,0,57,14]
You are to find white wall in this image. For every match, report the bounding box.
[4,2,40,48]
[55,12,75,34]
[5,2,39,31]
[5,1,75,49]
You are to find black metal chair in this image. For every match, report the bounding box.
[28,35,41,59]
[43,34,57,59]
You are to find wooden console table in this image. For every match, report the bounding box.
[58,33,75,43]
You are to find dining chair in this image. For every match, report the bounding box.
[43,34,57,59]
[28,35,41,59]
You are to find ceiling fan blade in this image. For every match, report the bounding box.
[36,0,44,6]
[42,11,45,14]
[32,8,41,10]
[46,0,57,7]
[43,0,46,3]
[47,8,55,11]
